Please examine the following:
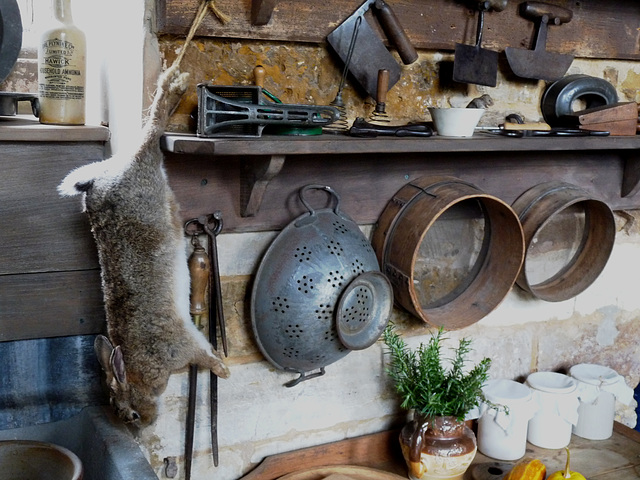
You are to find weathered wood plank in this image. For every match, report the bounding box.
[0,270,105,342]
[0,143,102,275]
[0,138,105,342]
[240,429,405,480]
[156,0,640,60]
[164,148,631,234]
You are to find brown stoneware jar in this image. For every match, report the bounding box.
[400,414,477,480]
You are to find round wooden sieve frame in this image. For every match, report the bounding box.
[512,181,615,302]
[372,176,525,330]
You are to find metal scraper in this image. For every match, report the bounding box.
[505,1,574,82]
[453,0,506,87]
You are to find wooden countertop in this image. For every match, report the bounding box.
[0,115,110,142]
[241,423,640,480]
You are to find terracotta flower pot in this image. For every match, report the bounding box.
[399,414,477,480]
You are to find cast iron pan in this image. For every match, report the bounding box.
[0,0,22,85]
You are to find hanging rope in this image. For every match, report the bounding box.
[209,1,231,24]
[173,0,230,69]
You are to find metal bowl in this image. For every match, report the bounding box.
[251,185,392,387]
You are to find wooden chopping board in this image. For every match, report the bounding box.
[278,465,408,480]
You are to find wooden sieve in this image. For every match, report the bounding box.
[512,182,615,302]
[372,176,524,329]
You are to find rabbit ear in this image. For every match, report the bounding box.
[110,346,128,385]
[94,335,114,372]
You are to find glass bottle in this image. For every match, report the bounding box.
[38,0,86,125]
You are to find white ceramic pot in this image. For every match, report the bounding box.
[478,379,536,461]
[525,371,579,449]
[570,363,634,440]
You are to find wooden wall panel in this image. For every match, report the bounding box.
[0,270,104,341]
[0,143,101,275]
[0,140,105,342]
[157,0,640,60]
[163,147,631,234]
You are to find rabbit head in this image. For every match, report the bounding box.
[94,335,157,426]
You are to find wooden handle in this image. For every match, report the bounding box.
[503,121,551,130]
[373,0,418,65]
[376,69,389,104]
[253,65,266,87]
[520,1,573,24]
[188,244,210,322]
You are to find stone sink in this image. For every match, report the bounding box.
[0,406,157,480]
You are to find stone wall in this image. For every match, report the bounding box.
[135,213,640,479]
[10,26,630,480]
[135,35,640,468]
[157,39,640,132]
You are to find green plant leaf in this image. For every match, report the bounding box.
[382,323,492,420]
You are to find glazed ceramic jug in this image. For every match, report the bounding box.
[400,414,477,480]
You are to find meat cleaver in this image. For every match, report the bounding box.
[327,0,417,99]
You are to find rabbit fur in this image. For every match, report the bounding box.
[58,64,229,426]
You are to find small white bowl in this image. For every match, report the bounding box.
[428,107,484,137]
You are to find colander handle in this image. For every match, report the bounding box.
[298,185,342,218]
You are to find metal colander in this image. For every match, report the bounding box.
[251,185,392,387]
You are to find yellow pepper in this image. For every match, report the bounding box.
[548,447,586,480]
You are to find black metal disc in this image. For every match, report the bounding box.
[0,0,23,85]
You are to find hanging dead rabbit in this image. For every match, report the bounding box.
[58,64,230,426]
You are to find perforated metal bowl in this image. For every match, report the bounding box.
[251,185,392,387]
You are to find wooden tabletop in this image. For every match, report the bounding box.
[240,423,640,480]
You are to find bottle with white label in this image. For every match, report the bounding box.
[38,0,86,125]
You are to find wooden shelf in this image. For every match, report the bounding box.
[163,132,640,156]
[0,115,110,142]
[162,133,640,230]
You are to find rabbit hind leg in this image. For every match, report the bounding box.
[195,345,230,379]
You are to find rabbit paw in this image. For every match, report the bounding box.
[205,349,230,379]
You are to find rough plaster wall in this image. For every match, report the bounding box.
[134,211,640,480]
[157,38,640,132]
[130,37,640,480]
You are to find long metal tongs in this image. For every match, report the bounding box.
[183,212,227,478]
[199,211,228,358]
[199,211,226,469]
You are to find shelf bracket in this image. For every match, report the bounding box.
[622,155,640,198]
[251,0,277,25]
[241,154,286,217]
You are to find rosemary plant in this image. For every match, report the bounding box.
[382,324,492,421]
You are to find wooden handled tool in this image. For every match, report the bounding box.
[189,239,210,327]
[185,234,211,480]
[253,65,266,88]
[372,0,417,65]
[504,1,574,81]
[375,69,389,113]
[370,69,390,124]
